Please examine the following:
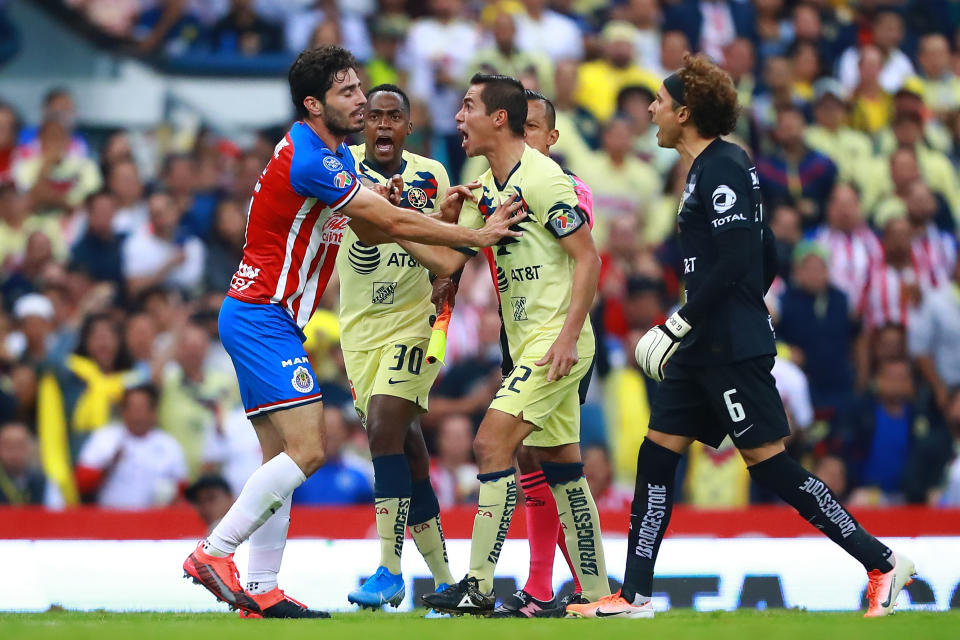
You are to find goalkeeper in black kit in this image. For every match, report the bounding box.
[566,54,915,620]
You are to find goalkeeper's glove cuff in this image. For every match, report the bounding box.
[663,311,692,340]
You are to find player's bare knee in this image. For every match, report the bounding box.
[291,448,326,475]
[516,446,540,474]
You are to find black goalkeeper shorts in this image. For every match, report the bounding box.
[649,355,790,449]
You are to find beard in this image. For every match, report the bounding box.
[322,104,363,136]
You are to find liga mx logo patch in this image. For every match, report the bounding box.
[291,365,315,393]
[334,170,354,189]
[407,186,428,209]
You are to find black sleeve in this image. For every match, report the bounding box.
[678,227,752,325]
[762,224,777,293]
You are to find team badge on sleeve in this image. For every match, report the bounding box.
[323,156,344,171]
[334,171,355,189]
[547,203,584,238]
[292,366,315,393]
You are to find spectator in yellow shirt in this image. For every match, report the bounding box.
[804,78,874,185]
[916,33,960,118]
[850,45,893,136]
[575,21,661,123]
[568,116,662,241]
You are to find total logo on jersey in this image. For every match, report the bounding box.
[711,212,747,228]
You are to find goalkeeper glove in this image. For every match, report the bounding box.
[634,312,692,382]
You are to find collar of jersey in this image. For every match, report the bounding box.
[361,154,407,180]
[494,157,522,192]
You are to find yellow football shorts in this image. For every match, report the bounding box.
[490,351,594,448]
[343,336,440,427]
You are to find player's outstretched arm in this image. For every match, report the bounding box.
[535,224,601,382]
[341,186,524,248]
[396,241,469,278]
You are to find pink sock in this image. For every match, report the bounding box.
[557,523,582,593]
[520,471,559,601]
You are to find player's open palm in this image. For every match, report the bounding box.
[536,337,578,382]
[477,193,525,247]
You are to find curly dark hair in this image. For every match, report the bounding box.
[288,45,359,119]
[677,53,740,139]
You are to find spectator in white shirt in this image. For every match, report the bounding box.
[105,159,148,235]
[515,0,584,63]
[624,0,662,71]
[202,405,262,496]
[405,0,479,179]
[772,356,814,431]
[283,1,372,61]
[837,10,915,93]
[811,183,883,314]
[75,384,187,509]
[904,180,957,291]
[122,191,205,298]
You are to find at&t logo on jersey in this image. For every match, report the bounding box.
[348,242,381,274]
[291,365,315,393]
[333,170,354,189]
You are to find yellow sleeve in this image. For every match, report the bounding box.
[526,162,581,240]
[455,194,484,255]
[433,162,451,213]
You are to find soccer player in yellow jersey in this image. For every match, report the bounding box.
[410,73,611,616]
[338,85,456,609]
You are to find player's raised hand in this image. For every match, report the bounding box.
[438,180,480,223]
[634,312,692,381]
[387,174,404,206]
[476,193,525,247]
[535,336,579,382]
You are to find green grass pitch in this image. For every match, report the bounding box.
[2,609,957,640]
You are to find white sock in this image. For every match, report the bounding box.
[245,495,292,594]
[206,453,305,555]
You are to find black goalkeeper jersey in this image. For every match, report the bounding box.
[671,139,776,366]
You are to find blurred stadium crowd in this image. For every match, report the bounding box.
[1,0,960,515]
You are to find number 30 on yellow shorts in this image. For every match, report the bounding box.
[343,336,441,427]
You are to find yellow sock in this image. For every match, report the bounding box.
[552,477,610,601]
[410,515,455,587]
[375,497,409,574]
[468,472,518,593]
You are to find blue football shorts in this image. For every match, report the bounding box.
[219,295,323,418]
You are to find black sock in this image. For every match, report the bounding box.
[622,439,682,601]
[748,451,893,573]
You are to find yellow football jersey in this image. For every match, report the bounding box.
[458,144,595,360]
[337,146,450,351]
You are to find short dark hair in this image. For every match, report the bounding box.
[43,87,71,107]
[123,383,159,410]
[288,46,360,119]
[524,89,556,130]
[367,83,411,115]
[616,84,656,114]
[470,73,526,137]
